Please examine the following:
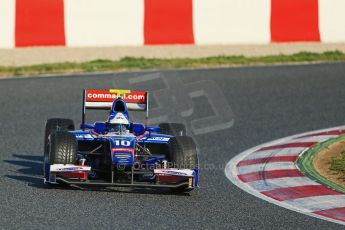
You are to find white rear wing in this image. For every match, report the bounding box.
[82,89,149,127]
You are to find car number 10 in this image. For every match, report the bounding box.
[115,140,131,146]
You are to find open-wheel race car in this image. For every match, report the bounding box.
[43,89,199,192]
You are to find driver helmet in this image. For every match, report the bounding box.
[107,112,130,134]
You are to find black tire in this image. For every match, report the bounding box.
[168,136,198,169]
[48,131,77,165]
[159,123,186,136]
[44,119,74,181]
[44,118,74,154]
[168,136,199,193]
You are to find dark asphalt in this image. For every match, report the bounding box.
[1,63,345,229]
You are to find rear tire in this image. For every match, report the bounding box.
[168,136,199,193]
[159,123,186,136]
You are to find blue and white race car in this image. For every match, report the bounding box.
[43,89,199,192]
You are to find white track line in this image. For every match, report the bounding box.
[291,135,337,143]
[247,177,319,192]
[237,162,296,175]
[283,195,345,212]
[243,147,305,160]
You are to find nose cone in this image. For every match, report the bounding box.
[111,137,135,165]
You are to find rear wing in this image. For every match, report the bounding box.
[82,89,149,127]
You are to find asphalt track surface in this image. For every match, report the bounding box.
[1,63,345,229]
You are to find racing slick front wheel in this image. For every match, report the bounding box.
[168,136,199,193]
[159,123,186,136]
[44,119,75,182]
[48,131,77,165]
[44,118,75,154]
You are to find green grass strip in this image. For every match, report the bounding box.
[1,50,345,77]
[330,151,345,174]
[297,134,345,194]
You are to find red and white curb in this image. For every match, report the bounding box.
[225,126,345,225]
[1,1,345,48]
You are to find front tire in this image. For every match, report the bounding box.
[44,131,77,184]
[49,131,77,165]
[44,118,74,155]
[168,136,198,169]
[44,118,74,181]
[168,136,199,193]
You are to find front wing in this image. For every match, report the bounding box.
[45,164,199,189]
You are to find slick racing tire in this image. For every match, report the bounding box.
[48,131,77,165]
[168,136,198,169]
[168,136,199,193]
[159,123,186,136]
[44,119,75,181]
[44,118,75,154]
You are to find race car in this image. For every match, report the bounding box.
[43,89,199,192]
